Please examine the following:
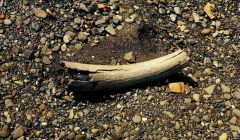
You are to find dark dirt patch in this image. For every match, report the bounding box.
[59,23,176,65]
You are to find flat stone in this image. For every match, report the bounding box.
[12,126,24,139]
[32,8,47,18]
[132,114,142,123]
[169,82,185,94]
[105,25,116,35]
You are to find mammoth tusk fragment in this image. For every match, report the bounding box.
[61,50,190,92]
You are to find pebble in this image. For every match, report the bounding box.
[105,25,116,35]
[91,128,99,136]
[192,13,200,23]
[125,17,135,23]
[69,109,74,119]
[78,32,89,41]
[230,117,237,124]
[219,133,227,140]
[201,28,211,35]
[159,8,166,15]
[66,132,75,140]
[112,3,120,11]
[4,99,13,107]
[74,134,86,140]
[15,81,24,86]
[124,51,135,63]
[204,85,216,94]
[12,126,24,139]
[163,111,175,119]
[61,44,67,52]
[0,125,10,138]
[23,50,33,60]
[233,89,240,99]
[221,84,230,93]
[3,19,12,25]
[232,109,240,117]
[216,78,221,84]
[63,35,71,44]
[102,124,110,130]
[174,7,181,14]
[169,82,185,94]
[191,115,200,123]
[112,126,123,139]
[95,19,106,25]
[47,111,54,118]
[74,17,81,24]
[204,2,215,19]
[31,22,41,32]
[169,14,177,22]
[43,56,51,64]
[160,100,168,106]
[74,44,82,50]
[175,122,181,130]
[161,137,169,140]
[192,94,200,102]
[32,8,47,18]
[230,125,239,131]
[80,3,89,12]
[132,114,142,123]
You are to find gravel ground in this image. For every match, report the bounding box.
[0,0,240,140]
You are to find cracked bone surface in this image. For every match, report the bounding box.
[61,50,190,92]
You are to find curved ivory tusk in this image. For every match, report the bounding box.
[61,50,190,92]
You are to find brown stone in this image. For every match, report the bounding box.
[169,82,185,94]
[201,28,211,35]
[32,8,47,18]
